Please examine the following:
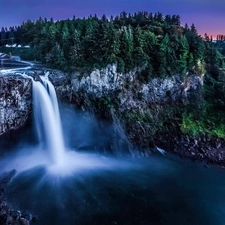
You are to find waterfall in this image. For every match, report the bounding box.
[40,72,62,124]
[31,74,65,165]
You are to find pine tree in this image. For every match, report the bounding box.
[119,25,134,70]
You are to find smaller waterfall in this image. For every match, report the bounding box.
[25,73,66,165]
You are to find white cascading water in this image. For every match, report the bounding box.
[40,72,63,139]
[31,73,65,165]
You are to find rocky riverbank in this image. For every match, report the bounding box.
[0,170,35,225]
[155,134,225,166]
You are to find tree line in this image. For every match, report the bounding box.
[1,11,224,78]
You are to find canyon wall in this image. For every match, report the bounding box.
[0,75,32,135]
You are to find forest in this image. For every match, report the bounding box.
[1,11,225,138]
[0,11,224,75]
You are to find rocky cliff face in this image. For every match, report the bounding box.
[0,75,32,135]
[51,65,204,156]
[66,66,225,165]
[49,70,72,101]
[71,65,202,110]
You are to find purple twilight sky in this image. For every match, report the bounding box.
[1,0,225,38]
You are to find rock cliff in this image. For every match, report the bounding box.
[0,75,32,135]
[52,65,206,157]
[65,66,225,165]
[71,65,202,110]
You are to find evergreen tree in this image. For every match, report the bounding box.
[119,25,134,70]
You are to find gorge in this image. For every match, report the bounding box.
[0,65,225,224]
[1,64,225,164]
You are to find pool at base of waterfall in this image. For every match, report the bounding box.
[3,151,225,225]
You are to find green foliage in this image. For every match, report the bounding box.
[180,113,206,136]
[116,58,125,73]
[180,72,225,139]
[1,11,222,77]
[213,125,225,139]
[181,112,225,139]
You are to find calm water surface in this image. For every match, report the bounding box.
[3,151,225,225]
